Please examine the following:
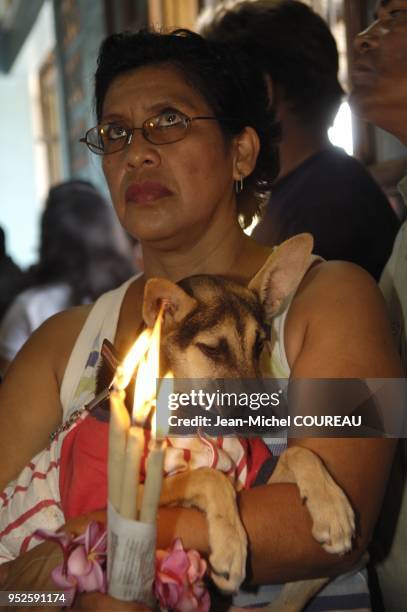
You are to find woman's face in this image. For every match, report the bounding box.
[102,64,239,246]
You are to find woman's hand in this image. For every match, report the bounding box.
[62,509,107,536]
[0,541,64,593]
[0,511,107,594]
[64,512,153,611]
[0,512,154,611]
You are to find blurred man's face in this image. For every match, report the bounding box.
[350,1,407,142]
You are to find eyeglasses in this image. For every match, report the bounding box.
[80,109,236,155]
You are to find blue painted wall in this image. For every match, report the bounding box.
[0,1,55,268]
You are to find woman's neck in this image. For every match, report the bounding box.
[141,221,271,285]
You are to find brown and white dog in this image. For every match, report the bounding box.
[139,234,355,611]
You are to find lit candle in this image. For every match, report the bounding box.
[140,439,165,524]
[108,330,151,514]
[140,373,172,523]
[117,353,150,518]
[119,426,144,519]
[139,404,164,525]
[108,302,169,523]
[107,311,169,603]
[108,384,130,512]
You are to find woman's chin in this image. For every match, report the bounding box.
[122,215,177,244]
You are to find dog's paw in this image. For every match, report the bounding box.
[305,475,355,555]
[208,508,247,593]
[196,471,248,593]
[159,467,248,593]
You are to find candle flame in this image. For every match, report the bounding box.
[112,328,152,391]
[144,302,163,400]
[132,302,165,424]
[132,354,152,425]
[154,371,174,440]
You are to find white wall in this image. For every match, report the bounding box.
[0,0,55,268]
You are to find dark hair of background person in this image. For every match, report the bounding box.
[199,0,344,129]
[94,28,281,228]
[0,227,24,322]
[25,180,135,305]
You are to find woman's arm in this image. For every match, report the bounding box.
[0,305,89,490]
[240,261,401,583]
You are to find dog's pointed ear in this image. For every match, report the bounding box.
[143,278,198,330]
[248,233,314,318]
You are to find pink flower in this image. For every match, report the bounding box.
[35,521,107,601]
[155,538,210,612]
[36,525,209,610]
[69,521,107,593]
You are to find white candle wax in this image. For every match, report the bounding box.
[108,388,130,511]
[119,426,144,520]
[140,440,165,524]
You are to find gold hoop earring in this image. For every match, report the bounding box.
[235,175,244,194]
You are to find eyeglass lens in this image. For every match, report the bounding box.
[86,114,190,154]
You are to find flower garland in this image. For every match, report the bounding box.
[35,523,210,611]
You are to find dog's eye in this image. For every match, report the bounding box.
[196,340,229,361]
[196,343,220,358]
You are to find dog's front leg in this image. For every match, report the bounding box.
[260,446,355,612]
[158,468,247,594]
[268,446,355,554]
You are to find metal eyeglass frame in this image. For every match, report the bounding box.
[79,112,238,155]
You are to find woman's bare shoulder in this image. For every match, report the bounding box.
[35,304,94,381]
[285,260,402,377]
[293,260,389,330]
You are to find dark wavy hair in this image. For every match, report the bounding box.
[94,28,280,228]
[200,0,344,128]
[26,180,135,304]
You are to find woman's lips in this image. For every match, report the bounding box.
[125,181,173,205]
[352,63,377,85]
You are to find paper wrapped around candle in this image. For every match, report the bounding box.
[140,440,165,524]
[107,501,156,605]
[119,426,144,520]
[108,388,130,511]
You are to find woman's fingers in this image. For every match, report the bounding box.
[62,509,107,537]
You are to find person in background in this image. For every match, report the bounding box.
[350,2,407,610]
[0,227,24,324]
[199,0,400,281]
[0,180,135,377]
